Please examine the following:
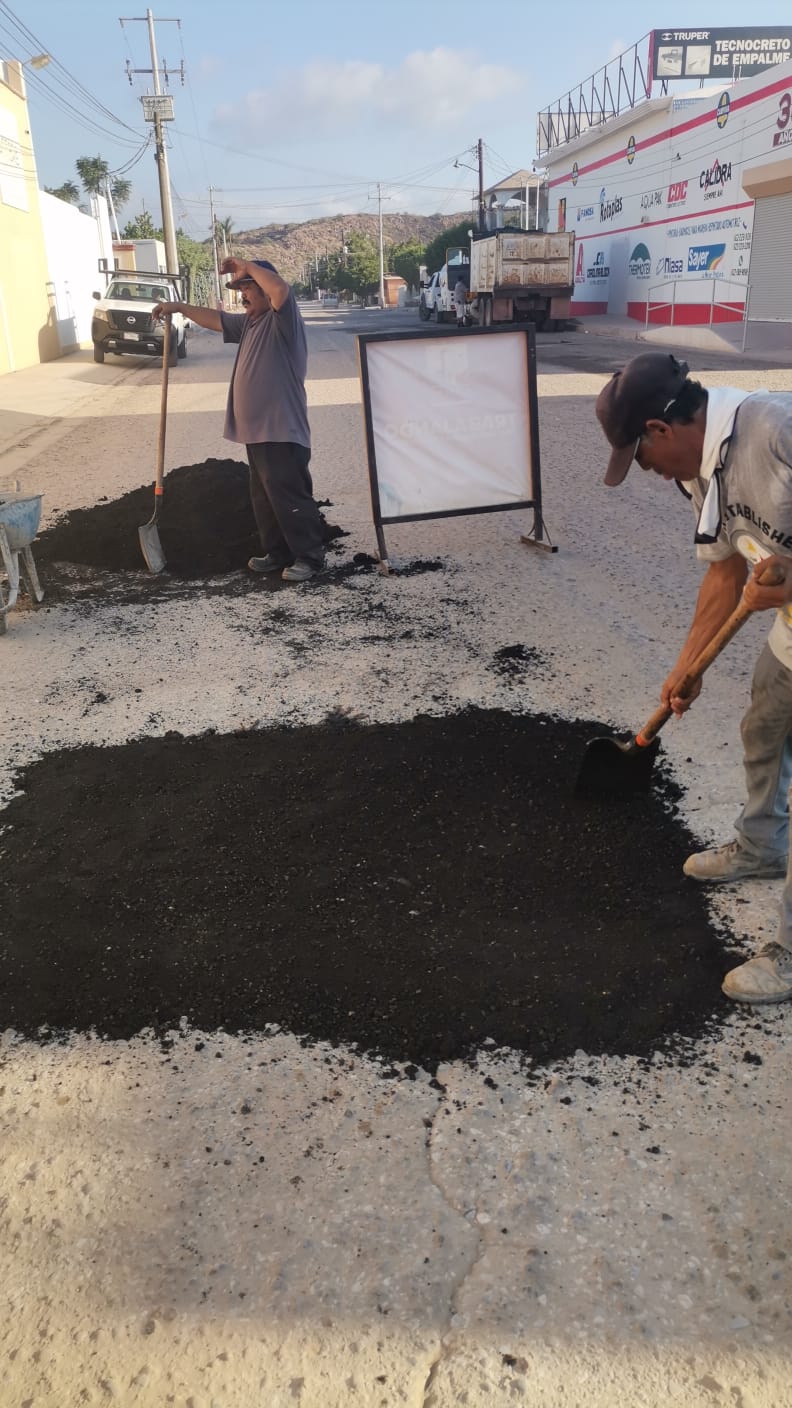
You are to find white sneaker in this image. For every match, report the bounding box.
[683,840,787,883]
[722,942,792,1004]
[281,559,323,582]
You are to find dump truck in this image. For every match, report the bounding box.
[470,230,575,330]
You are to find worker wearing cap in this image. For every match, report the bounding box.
[596,351,792,1006]
[152,258,327,582]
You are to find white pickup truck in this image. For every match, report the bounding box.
[91,270,188,365]
[418,247,470,324]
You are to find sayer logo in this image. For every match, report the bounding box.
[688,243,726,273]
[655,255,684,276]
[667,180,688,204]
[628,243,651,278]
[575,243,585,282]
[699,158,732,199]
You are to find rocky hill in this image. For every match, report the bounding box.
[227,211,469,281]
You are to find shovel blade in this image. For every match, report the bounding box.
[575,734,661,798]
[139,522,166,574]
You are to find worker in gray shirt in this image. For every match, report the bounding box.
[596,351,792,1007]
[153,258,327,581]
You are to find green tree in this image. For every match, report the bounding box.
[422,220,473,276]
[110,178,131,212]
[75,155,131,211]
[176,230,213,292]
[337,230,379,298]
[45,180,80,204]
[389,238,425,290]
[122,210,159,240]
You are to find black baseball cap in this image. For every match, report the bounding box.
[226,259,277,290]
[596,352,690,485]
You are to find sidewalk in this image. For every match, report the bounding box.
[575,311,792,366]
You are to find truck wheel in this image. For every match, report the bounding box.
[419,299,429,321]
[93,344,105,363]
[177,334,187,359]
[167,332,178,368]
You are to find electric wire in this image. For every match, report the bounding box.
[0,2,141,139]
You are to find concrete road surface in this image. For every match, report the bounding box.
[1,312,791,1407]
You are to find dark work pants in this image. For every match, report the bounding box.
[246,442,326,568]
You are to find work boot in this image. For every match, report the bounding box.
[722,942,792,1004]
[248,554,290,574]
[282,558,323,583]
[682,840,787,883]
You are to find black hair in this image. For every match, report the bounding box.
[665,378,708,425]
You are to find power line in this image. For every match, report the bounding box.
[0,1,141,139]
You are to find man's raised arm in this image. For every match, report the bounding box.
[152,300,223,332]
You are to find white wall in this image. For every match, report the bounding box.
[545,60,792,323]
[38,192,113,350]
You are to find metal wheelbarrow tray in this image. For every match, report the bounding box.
[0,492,45,635]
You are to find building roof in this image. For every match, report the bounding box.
[483,170,534,200]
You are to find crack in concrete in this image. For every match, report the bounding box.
[418,1086,487,1408]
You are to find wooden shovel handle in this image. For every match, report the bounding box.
[155,313,172,499]
[636,560,786,747]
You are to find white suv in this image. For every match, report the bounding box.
[91,272,187,365]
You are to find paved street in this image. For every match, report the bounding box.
[1,316,791,1407]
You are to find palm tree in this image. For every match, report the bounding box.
[215,216,235,258]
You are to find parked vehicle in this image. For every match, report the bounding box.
[469,230,575,330]
[91,271,187,365]
[418,246,470,323]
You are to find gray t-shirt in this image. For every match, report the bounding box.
[689,392,792,667]
[220,292,310,448]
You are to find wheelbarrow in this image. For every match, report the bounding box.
[0,492,45,635]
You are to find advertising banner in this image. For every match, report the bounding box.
[652,28,792,81]
[357,327,552,569]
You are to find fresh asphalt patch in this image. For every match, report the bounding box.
[0,708,742,1072]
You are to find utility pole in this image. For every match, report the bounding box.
[377,184,385,307]
[370,182,391,308]
[477,137,486,233]
[104,177,120,241]
[121,8,181,276]
[208,184,221,305]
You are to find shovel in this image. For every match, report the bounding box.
[576,560,785,798]
[138,312,172,573]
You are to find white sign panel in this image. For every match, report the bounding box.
[362,332,534,518]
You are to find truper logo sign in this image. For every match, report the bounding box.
[668,180,688,204]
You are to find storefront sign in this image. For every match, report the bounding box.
[599,189,623,222]
[652,27,792,80]
[699,157,732,200]
[774,91,792,147]
[687,243,726,273]
[628,243,652,278]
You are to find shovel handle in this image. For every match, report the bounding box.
[155,313,172,499]
[635,560,786,747]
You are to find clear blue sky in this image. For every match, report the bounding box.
[6,0,792,237]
